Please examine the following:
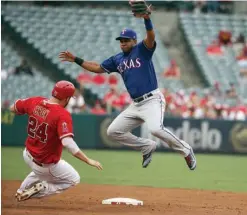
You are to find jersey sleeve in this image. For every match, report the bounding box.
[137,40,157,59]
[100,56,117,74]
[14,98,32,115]
[57,113,74,140]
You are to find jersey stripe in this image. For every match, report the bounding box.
[59,133,74,140]
[100,64,110,73]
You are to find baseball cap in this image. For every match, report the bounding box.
[116,28,137,40]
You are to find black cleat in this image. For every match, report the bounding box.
[185,148,197,170]
[142,152,153,168]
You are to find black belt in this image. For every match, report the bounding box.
[133,93,153,103]
[33,159,43,167]
[26,149,56,167]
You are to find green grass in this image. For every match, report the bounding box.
[1,147,247,192]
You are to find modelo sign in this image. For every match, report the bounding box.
[166,121,222,150]
[141,118,225,152]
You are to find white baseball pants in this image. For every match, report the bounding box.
[17,148,80,198]
[107,89,191,156]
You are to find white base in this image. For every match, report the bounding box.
[102,197,143,206]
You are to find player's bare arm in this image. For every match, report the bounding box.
[62,137,103,170]
[74,150,103,170]
[59,51,104,73]
[9,104,15,113]
[143,16,155,49]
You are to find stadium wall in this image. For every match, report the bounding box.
[2,111,247,154]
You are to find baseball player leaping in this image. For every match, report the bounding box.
[10,81,103,202]
[59,1,196,170]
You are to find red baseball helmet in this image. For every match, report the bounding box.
[52,80,75,100]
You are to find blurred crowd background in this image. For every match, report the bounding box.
[1,1,247,121]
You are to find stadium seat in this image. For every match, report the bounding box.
[2,4,185,97]
[179,12,247,101]
[1,36,55,104]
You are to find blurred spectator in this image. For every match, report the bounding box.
[163,60,181,80]
[91,100,107,115]
[103,85,121,113]
[226,83,238,99]
[1,100,10,111]
[66,89,85,114]
[76,70,92,84]
[233,33,245,54]
[236,45,247,65]
[206,40,223,56]
[236,45,247,96]
[158,85,246,120]
[235,33,245,44]
[92,73,106,85]
[1,68,8,80]
[236,45,247,71]
[119,91,131,108]
[193,103,205,119]
[210,81,223,98]
[108,74,118,85]
[204,106,218,119]
[97,83,245,120]
[218,29,232,46]
[236,44,247,60]
[189,91,200,106]
[14,59,33,76]
[162,88,174,105]
[193,1,206,14]
[228,105,247,121]
[161,88,174,115]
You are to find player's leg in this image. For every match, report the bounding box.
[17,171,40,193]
[107,104,157,161]
[16,149,46,201]
[17,149,42,192]
[17,149,80,201]
[141,92,196,170]
[30,159,80,198]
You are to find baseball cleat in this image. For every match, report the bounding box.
[185,148,196,170]
[142,151,153,168]
[15,182,45,202]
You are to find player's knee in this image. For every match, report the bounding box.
[73,172,80,185]
[107,126,117,138]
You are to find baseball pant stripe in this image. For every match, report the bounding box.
[158,95,191,151]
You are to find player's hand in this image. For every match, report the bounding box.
[59,51,75,62]
[87,159,103,170]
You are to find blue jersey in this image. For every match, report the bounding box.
[100,40,158,99]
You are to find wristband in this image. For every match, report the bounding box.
[144,18,153,31]
[74,57,84,66]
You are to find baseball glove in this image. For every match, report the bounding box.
[129,0,152,18]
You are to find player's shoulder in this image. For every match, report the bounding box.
[136,40,145,48]
[30,96,47,102]
[18,96,46,104]
[114,52,124,60]
[54,105,72,119]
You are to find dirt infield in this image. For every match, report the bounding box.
[2,181,247,215]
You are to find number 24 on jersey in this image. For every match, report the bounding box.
[27,116,48,143]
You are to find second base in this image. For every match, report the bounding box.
[102,197,143,206]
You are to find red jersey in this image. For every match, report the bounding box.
[14,96,74,164]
